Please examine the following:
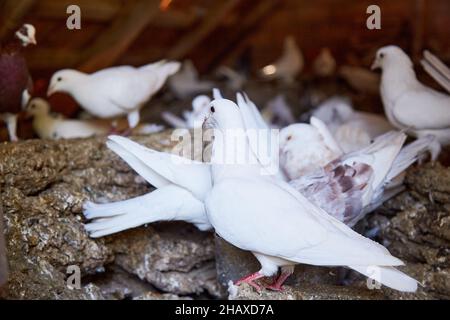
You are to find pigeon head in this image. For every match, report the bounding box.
[372,45,413,71]
[26,98,50,116]
[279,123,322,151]
[15,24,37,47]
[204,99,243,130]
[47,69,86,96]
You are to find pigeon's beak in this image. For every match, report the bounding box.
[47,85,55,97]
[371,58,381,71]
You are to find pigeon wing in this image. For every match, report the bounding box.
[107,135,211,200]
[392,90,450,130]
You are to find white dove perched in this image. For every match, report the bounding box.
[26,98,110,140]
[168,60,215,99]
[261,36,304,84]
[312,97,394,153]
[47,60,180,129]
[162,95,211,129]
[373,45,450,147]
[204,98,417,292]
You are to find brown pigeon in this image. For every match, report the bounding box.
[0,24,36,141]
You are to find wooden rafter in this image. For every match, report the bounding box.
[35,0,121,22]
[0,0,37,41]
[202,0,278,71]
[35,0,198,28]
[167,0,241,60]
[78,0,160,72]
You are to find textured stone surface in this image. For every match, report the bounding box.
[1,134,448,300]
[0,133,217,299]
[367,163,450,299]
[229,283,386,300]
[109,223,219,297]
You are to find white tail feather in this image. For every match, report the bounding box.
[83,186,208,237]
[350,265,418,292]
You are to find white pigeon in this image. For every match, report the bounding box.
[261,36,304,84]
[261,94,296,128]
[47,60,181,129]
[421,50,450,94]
[312,97,394,153]
[373,45,450,147]
[204,98,418,292]
[162,95,211,129]
[279,117,344,180]
[168,60,215,99]
[26,98,110,139]
[290,131,435,227]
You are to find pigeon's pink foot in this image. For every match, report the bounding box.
[235,272,264,292]
[120,128,133,137]
[265,267,294,291]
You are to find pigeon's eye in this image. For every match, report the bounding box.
[379,53,384,58]
[57,77,62,82]
[287,135,292,141]
[210,106,215,113]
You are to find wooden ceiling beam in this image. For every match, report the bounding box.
[35,0,198,29]
[78,0,160,72]
[35,0,124,22]
[0,0,37,40]
[167,0,241,60]
[153,9,200,29]
[202,0,278,71]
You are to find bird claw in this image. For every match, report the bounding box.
[234,272,264,292]
[264,284,284,292]
[235,279,262,292]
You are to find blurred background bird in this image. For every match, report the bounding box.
[260,35,304,84]
[47,60,180,131]
[0,23,36,141]
[168,60,214,98]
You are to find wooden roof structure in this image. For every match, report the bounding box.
[1,0,449,78]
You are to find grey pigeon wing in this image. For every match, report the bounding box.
[393,90,450,130]
[290,161,373,225]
